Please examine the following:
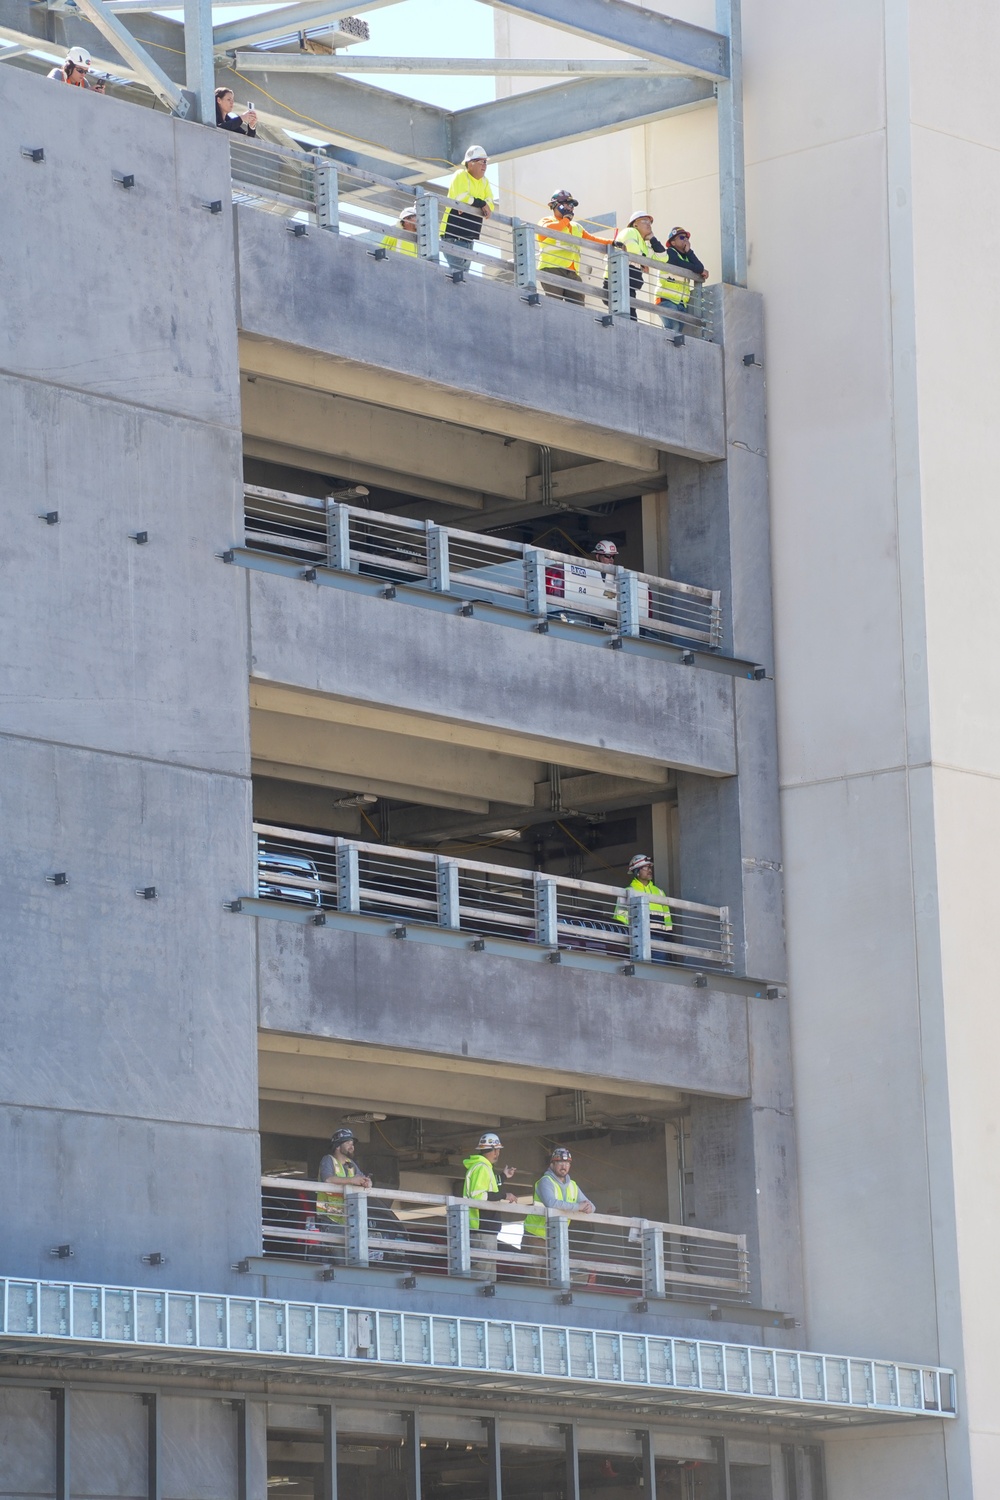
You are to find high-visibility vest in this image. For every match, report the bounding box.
[617,226,650,258]
[316,1158,359,1222]
[538,217,584,273]
[656,250,698,308]
[380,233,418,258]
[442,169,495,242]
[463,1155,501,1231]
[614,878,673,928]
[524,1175,580,1238]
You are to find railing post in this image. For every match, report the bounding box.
[641,1224,666,1301]
[628,893,651,964]
[414,190,440,261]
[315,158,339,231]
[326,500,351,571]
[512,220,537,289]
[427,524,450,592]
[336,842,360,913]
[720,906,735,969]
[710,589,724,650]
[607,247,630,317]
[736,1234,750,1296]
[616,569,640,638]
[546,1214,571,1290]
[524,547,547,617]
[344,1189,369,1267]
[253,829,260,899]
[535,875,559,947]
[446,1200,472,1277]
[436,856,461,929]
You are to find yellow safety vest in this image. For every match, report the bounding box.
[538,218,584,273]
[442,169,495,240]
[463,1155,501,1232]
[316,1158,359,1222]
[614,878,673,928]
[380,233,418,258]
[524,1175,580,1238]
[617,226,650,258]
[656,252,697,308]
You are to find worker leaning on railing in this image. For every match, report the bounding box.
[441,145,496,275]
[536,189,614,306]
[316,1126,371,1227]
[614,853,674,932]
[523,1147,595,1280]
[654,225,709,333]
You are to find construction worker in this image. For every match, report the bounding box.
[655,225,709,332]
[316,1127,371,1235]
[214,87,257,137]
[463,1132,517,1282]
[614,854,674,937]
[47,46,105,92]
[523,1148,595,1279]
[606,210,660,320]
[380,205,419,257]
[592,539,618,575]
[536,190,614,306]
[442,145,495,273]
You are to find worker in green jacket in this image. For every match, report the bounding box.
[379,204,419,257]
[614,854,674,934]
[463,1132,517,1282]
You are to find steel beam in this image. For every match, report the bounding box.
[234,53,679,76]
[563,1424,581,1500]
[320,1404,337,1500]
[716,0,747,285]
[639,1430,657,1500]
[405,1410,422,1500]
[71,0,190,112]
[0,0,187,87]
[142,1394,161,1500]
[483,1417,503,1500]
[50,1388,69,1500]
[214,0,395,51]
[452,75,715,163]
[483,0,729,80]
[215,61,451,170]
[183,0,214,122]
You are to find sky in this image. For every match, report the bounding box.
[343,0,497,111]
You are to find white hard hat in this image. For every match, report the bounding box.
[627,209,653,227]
[628,854,653,875]
[463,144,488,163]
[478,1132,503,1150]
[66,46,92,66]
[400,204,418,221]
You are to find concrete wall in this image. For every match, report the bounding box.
[248,569,737,779]
[256,919,750,1099]
[233,205,726,462]
[0,68,259,1291]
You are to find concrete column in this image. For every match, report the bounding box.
[671,287,802,1324]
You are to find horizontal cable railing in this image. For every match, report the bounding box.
[243,488,724,651]
[229,138,718,341]
[261,1177,750,1303]
[253,825,734,972]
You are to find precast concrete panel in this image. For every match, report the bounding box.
[0,1105,261,1287]
[0,1387,56,1497]
[0,737,255,1128]
[68,1391,146,1498]
[248,571,737,778]
[257,919,751,1099]
[0,376,248,774]
[0,68,239,426]
[160,1397,239,1500]
[234,205,726,462]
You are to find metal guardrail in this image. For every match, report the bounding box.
[0,1277,957,1421]
[244,490,723,650]
[254,825,734,972]
[229,138,718,341]
[261,1177,749,1302]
